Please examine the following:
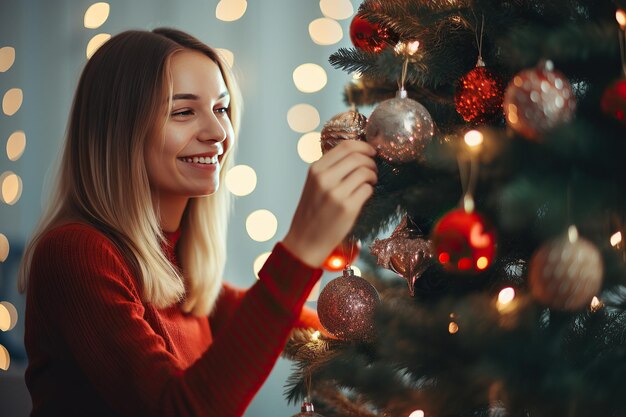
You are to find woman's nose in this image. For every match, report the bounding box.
[198,113,227,142]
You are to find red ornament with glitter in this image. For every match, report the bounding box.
[322,239,361,272]
[431,209,497,273]
[455,60,505,124]
[349,13,396,53]
[317,267,380,341]
[601,79,626,126]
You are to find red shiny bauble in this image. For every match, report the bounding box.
[455,65,505,124]
[322,239,361,272]
[601,78,626,126]
[349,13,396,53]
[431,209,497,273]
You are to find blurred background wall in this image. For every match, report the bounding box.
[0,1,360,415]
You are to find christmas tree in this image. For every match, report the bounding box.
[283,0,626,416]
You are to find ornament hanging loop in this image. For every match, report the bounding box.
[394,40,420,91]
[471,12,486,65]
[342,265,355,278]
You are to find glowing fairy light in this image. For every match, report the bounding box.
[464,130,484,147]
[616,10,626,29]
[496,287,517,313]
[590,296,603,312]
[610,231,622,247]
[498,287,515,305]
[448,321,459,334]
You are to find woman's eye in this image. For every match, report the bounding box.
[215,107,229,115]
[172,109,193,117]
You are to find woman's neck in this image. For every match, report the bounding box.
[155,194,189,233]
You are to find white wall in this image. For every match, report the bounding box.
[0,0,357,415]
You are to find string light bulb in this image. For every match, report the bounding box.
[616,10,626,29]
[498,287,515,305]
[610,231,622,247]
[464,130,484,148]
[497,287,517,313]
[590,296,603,312]
[448,321,459,334]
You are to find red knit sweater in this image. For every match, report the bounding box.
[24,223,323,417]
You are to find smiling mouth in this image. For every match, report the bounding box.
[178,155,219,165]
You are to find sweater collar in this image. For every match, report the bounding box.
[162,229,182,266]
[163,228,182,248]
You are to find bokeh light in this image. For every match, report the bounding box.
[307,280,322,302]
[253,251,272,279]
[448,321,459,334]
[0,233,8,262]
[216,48,235,68]
[616,10,626,28]
[0,344,9,371]
[2,88,23,116]
[246,209,278,242]
[464,129,484,147]
[86,33,111,59]
[309,17,343,45]
[293,63,327,93]
[498,287,515,305]
[216,0,247,22]
[287,104,320,133]
[320,0,354,20]
[610,231,622,247]
[297,132,323,163]
[0,47,16,72]
[0,171,22,205]
[0,302,18,332]
[84,2,110,29]
[6,130,26,161]
[409,411,425,417]
[225,164,257,196]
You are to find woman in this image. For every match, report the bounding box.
[17,28,377,417]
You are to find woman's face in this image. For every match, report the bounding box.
[145,49,233,202]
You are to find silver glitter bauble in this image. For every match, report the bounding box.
[365,89,434,163]
[528,226,603,311]
[291,402,325,417]
[504,60,576,141]
[320,110,367,154]
[317,267,380,341]
[370,215,435,296]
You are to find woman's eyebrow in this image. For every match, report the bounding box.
[172,91,229,101]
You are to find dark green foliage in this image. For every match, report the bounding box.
[284,0,626,415]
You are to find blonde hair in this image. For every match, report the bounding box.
[18,28,242,316]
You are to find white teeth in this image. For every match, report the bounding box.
[179,156,219,165]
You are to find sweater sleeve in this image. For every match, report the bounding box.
[211,283,323,338]
[29,226,322,417]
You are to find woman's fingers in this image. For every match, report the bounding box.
[327,166,378,204]
[312,140,376,173]
[315,153,377,190]
[281,140,379,268]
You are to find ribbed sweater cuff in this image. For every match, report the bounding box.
[257,242,323,317]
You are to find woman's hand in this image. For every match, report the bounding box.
[282,140,378,268]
